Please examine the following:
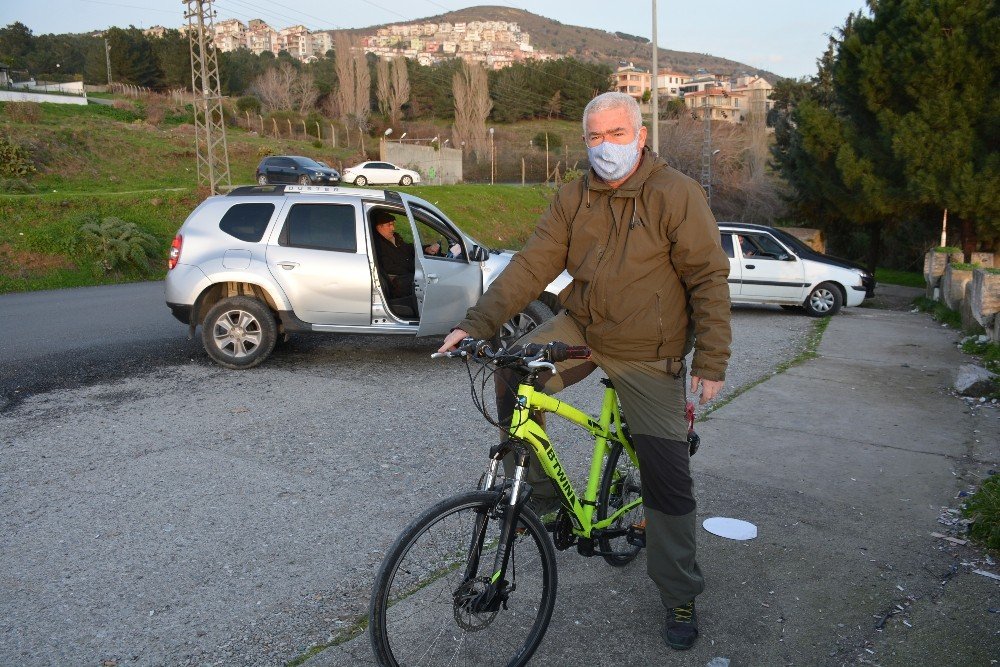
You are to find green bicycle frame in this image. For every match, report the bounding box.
[498,380,643,539]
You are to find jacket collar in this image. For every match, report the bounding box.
[585,147,665,198]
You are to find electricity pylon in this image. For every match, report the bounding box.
[184,0,231,194]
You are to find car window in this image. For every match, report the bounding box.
[275,158,294,168]
[295,157,324,169]
[720,233,735,258]
[752,234,789,259]
[280,203,357,252]
[410,205,463,260]
[219,203,275,242]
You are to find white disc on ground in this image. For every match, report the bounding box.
[703,517,757,540]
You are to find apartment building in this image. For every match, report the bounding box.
[656,70,690,98]
[683,87,748,122]
[616,63,651,99]
[213,18,246,52]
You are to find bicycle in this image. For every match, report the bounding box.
[369,338,649,667]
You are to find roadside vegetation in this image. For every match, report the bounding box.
[963,474,1000,552]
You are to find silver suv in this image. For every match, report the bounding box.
[165,184,569,368]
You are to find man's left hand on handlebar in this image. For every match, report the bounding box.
[438,328,470,353]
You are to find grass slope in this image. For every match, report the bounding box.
[0,101,568,293]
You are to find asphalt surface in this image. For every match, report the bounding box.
[0,282,823,666]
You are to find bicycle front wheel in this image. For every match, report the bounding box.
[369,490,558,667]
[597,441,644,566]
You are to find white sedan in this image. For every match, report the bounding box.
[343,161,422,187]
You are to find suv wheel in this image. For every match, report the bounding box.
[494,300,554,348]
[803,282,843,317]
[201,296,278,369]
[257,174,268,185]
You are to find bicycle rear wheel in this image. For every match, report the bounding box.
[596,441,644,566]
[369,490,558,667]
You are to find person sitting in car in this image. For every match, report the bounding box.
[371,210,442,297]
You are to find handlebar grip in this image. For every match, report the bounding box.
[546,342,591,362]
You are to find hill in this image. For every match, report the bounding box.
[345,5,783,82]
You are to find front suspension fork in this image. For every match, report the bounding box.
[463,446,533,613]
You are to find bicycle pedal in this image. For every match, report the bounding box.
[626,523,647,548]
[576,537,595,557]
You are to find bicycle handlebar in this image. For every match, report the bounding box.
[431,338,592,365]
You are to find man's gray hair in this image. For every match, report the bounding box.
[582,92,643,134]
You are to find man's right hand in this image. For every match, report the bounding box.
[438,328,470,353]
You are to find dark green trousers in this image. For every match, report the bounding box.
[495,312,705,606]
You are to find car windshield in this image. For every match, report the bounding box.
[296,157,325,169]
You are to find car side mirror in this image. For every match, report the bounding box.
[469,245,489,262]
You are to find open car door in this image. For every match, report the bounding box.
[404,202,483,336]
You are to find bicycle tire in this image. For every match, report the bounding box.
[596,441,644,566]
[369,490,558,667]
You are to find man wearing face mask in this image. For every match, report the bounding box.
[439,91,731,651]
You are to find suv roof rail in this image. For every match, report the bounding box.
[227,185,287,196]
[226,184,404,201]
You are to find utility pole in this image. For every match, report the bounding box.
[701,95,712,208]
[651,0,658,154]
[104,39,112,86]
[184,0,231,194]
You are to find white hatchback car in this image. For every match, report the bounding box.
[719,222,875,316]
[343,161,422,187]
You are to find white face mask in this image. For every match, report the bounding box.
[587,134,641,182]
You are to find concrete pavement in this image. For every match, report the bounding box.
[313,302,1000,665]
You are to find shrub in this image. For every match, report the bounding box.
[0,178,36,193]
[236,96,261,114]
[0,137,36,178]
[4,101,42,123]
[257,146,275,158]
[563,168,584,182]
[963,473,1000,551]
[532,131,563,150]
[76,215,161,274]
[312,139,323,149]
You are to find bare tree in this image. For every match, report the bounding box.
[251,62,317,114]
[290,69,319,114]
[251,62,296,113]
[546,90,562,119]
[375,58,392,120]
[388,56,410,127]
[452,61,492,158]
[333,32,371,144]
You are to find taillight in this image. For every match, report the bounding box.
[168,234,182,270]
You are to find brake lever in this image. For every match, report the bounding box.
[526,359,556,373]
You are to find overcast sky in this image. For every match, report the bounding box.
[2,0,868,79]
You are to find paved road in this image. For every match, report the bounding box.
[0,282,193,408]
[0,282,820,666]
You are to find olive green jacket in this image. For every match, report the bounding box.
[459,148,732,381]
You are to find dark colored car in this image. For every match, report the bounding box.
[255,155,341,185]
